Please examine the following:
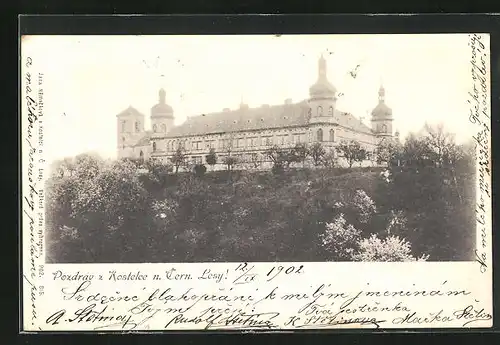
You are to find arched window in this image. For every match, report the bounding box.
[122,136,126,149]
[153,124,158,132]
[382,124,388,133]
[135,121,140,132]
[329,129,335,142]
[308,108,312,117]
[139,150,144,159]
[152,142,157,152]
[328,106,334,116]
[161,124,166,132]
[317,128,323,142]
[317,106,323,116]
[121,120,126,132]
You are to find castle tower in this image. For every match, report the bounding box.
[116,105,145,159]
[308,55,338,124]
[151,88,174,135]
[371,85,393,139]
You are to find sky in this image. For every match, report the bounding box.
[21,34,489,163]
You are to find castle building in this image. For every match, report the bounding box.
[117,56,395,169]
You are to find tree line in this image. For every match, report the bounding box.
[45,123,476,263]
[162,138,371,176]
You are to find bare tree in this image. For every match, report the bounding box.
[336,140,367,168]
[309,142,326,167]
[423,123,456,167]
[170,147,187,174]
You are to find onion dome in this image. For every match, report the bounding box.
[151,88,174,117]
[371,85,392,118]
[309,55,337,99]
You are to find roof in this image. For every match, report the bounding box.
[309,79,337,98]
[371,101,393,118]
[116,106,145,118]
[151,103,174,117]
[337,112,373,134]
[164,101,311,138]
[163,100,373,138]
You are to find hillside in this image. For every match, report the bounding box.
[45,157,475,263]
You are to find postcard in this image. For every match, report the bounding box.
[21,33,492,331]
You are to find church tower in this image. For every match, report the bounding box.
[371,85,393,139]
[151,88,174,135]
[308,55,338,125]
[116,105,146,159]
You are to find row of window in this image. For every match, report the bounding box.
[308,105,335,117]
[121,120,142,133]
[153,123,167,133]
[150,129,335,153]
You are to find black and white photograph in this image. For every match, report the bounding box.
[21,26,493,331]
[34,34,479,264]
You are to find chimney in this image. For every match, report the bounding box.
[223,108,230,112]
[284,98,293,105]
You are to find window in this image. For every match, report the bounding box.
[152,142,157,152]
[280,136,285,145]
[161,124,166,132]
[382,124,388,133]
[329,106,334,116]
[329,129,335,142]
[122,137,126,149]
[317,106,323,116]
[219,139,224,149]
[317,128,323,142]
[139,150,144,159]
[239,138,244,148]
[308,108,312,117]
[153,124,158,132]
[121,121,126,132]
[135,121,140,132]
[265,137,272,146]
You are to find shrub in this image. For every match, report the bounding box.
[271,164,285,175]
[352,234,429,262]
[320,213,362,260]
[193,164,207,177]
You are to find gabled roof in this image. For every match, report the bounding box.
[116,106,145,118]
[164,101,311,138]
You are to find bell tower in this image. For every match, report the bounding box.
[116,106,145,159]
[371,85,393,139]
[308,55,338,124]
[151,88,174,136]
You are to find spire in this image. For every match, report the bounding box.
[159,88,166,104]
[318,54,327,80]
[378,84,386,102]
